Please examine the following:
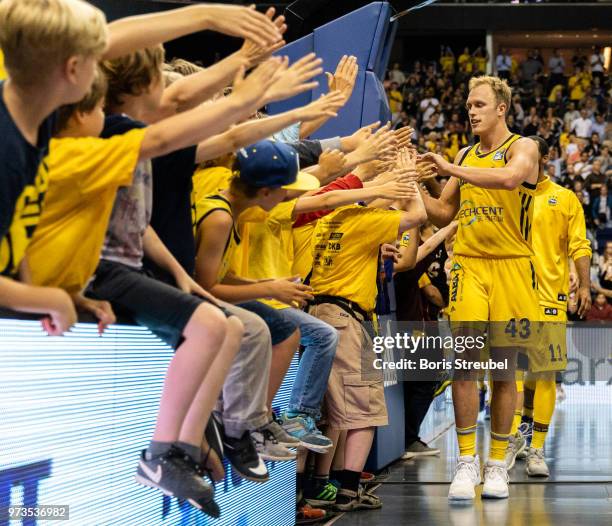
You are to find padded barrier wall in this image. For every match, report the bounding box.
[0,319,299,526]
[267,1,397,138]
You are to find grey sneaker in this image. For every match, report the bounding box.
[516,422,532,460]
[525,447,549,477]
[252,427,296,462]
[505,432,525,470]
[401,440,440,459]
[267,417,301,447]
[280,413,333,453]
[135,447,220,518]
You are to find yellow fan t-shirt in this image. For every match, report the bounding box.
[27,129,145,294]
[310,205,402,312]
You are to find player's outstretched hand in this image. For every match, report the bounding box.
[317,148,347,178]
[418,151,452,177]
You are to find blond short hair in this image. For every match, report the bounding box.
[468,75,512,111]
[0,0,107,85]
[101,45,166,109]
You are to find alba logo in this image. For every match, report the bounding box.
[548,196,558,206]
[493,150,505,161]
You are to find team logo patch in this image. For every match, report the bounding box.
[402,232,411,242]
[548,196,558,206]
[557,293,567,302]
[493,150,505,161]
[544,307,558,316]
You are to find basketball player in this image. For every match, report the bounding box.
[513,136,591,476]
[419,76,540,500]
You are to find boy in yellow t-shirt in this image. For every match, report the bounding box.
[307,165,427,509]
[26,72,144,329]
[0,0,282,337]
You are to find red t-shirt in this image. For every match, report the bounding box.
[586,303,612,321]
[292,174,362,228]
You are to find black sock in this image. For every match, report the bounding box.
[175,441,202,464]
[330,469,343,482]
[337,469,361,493]
[309,474,329,490]
[146,441,173,460]
[296,472,305,493]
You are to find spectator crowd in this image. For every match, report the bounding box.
[385,45,611,318]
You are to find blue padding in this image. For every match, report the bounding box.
[267,2,393,141]
[267,33,315,116]
[367,2,393,75]
[376,15,398,80]
[365,382,405,472]
[313,3,384,73]
[363,70,392,125]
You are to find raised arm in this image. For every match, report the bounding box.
[104,4,282,60]
[139,59,281,161]
[157,8,287,118]
[416,221,458,264]
[299,55,359,139]
[420,137,539,190]
[394,227,419,273]
[195,91,344,163]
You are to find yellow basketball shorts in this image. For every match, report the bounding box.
[448,255,540,348]
[530,305,568,373]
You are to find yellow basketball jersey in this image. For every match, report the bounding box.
[453,134,536,258]
[193,193,240,282]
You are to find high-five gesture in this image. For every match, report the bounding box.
[263,53,324,103]
[238,7,287,67]
[326,55,359,102]
[200,4,283,48]
[232,57,284,109]
[350,123,397,164]
[295,91,346,122]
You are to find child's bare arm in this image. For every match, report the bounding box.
[105,4,282,60]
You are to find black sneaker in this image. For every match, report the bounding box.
[135,446,220,518]
[206,413,225,459]
[223,431,269,483]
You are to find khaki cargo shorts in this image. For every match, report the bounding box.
[308,302,388,430]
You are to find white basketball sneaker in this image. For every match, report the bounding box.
[482,459,509,499]
[448,455,481,500]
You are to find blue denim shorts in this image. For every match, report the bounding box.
[237,301,297,345]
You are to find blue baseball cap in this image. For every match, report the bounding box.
[236,140,320,191]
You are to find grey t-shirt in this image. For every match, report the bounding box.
[101,159,153,268]
[99,114,151,269]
